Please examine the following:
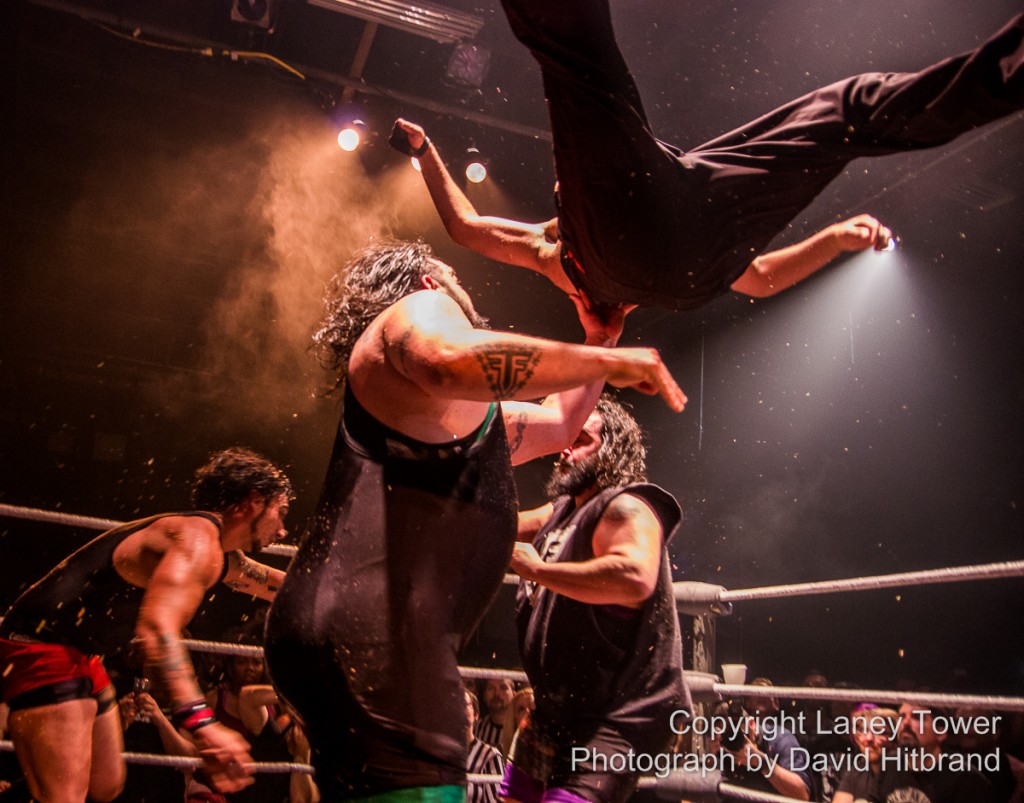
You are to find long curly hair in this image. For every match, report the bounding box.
[312,240,438,390]
[591,394,648,489]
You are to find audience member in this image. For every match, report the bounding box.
[465,689,504,803]
[475,678,515,751]
[832,706,900,803]
[710,690,813,801]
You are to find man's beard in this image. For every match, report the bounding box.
[545,453,599,499]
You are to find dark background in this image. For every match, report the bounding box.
[1,0,1022,694]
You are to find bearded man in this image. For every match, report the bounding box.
[505,395,690,803]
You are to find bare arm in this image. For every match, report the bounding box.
[382,291,685,411]
[517,503,555,543]
[734,738,811,800]
[502,298,637,465]
[395,118,559,275]
[135,520,254,793]
[287,725,320,803]
[510,493,663,607]
[730,214,892,298]
[237,684,278,735]
[222,550,285,602]
[133,692,200,758]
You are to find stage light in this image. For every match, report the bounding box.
[465,147,487,183]
[338,120,370,152]
[411,157,422,172]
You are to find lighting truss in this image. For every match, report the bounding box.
[306,0,484,43]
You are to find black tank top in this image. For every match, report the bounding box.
[265,387,518,795]
[516,484,691,752]
[0,512,222,658]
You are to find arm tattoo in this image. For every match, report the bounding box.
[508,411,529,455]
[396,328,414,375]
[473,346,540,399]
[157,633,190,677]
[240,558,270,586]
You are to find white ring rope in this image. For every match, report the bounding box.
[0,503,122,531]
[0,740,312,774]
[180,637,1024,713]
[6,503,1022,594]
[0,503,516,577]
[0,739,814,800]
[718,560,1024,603]
[709,681,1024,713]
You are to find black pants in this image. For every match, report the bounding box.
[501,0,1024,310]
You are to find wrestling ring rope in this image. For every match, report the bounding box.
[2,501,1023,801]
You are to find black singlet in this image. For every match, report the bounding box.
[0,512,222,658]
[265,386,518,797]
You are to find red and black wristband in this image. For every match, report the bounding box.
[171,699,217,733]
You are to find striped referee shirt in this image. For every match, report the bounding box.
[467,737,505,803]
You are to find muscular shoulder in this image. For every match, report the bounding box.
[602,492,661,528]
[386,289,468,331]
[149,514,222,548]
[116,514,223,588]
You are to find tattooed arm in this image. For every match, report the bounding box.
[223,550,285,602]
[135,518,254,792]
[381,290,685,411]
[502,296,633,464]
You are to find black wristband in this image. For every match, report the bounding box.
[412,137,431,157]
[388,122,430,158]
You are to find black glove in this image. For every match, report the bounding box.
[388,122,430,157]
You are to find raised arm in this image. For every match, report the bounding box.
[730,214,892,298]
[381,290,686,411]
[135,519,254,793]
[222,550,285,602]
[510,493,663,607]
[503,297,638,464]
[393,119,569,285]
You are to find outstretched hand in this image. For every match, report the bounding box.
[606,347,687,412]
[833,214,893,252]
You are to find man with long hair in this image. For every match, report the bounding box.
[265,240,684,802]
[0,448,292,802]
[505,395,689,803]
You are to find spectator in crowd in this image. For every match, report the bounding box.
[870,703,993,802]
[114,676,196,803]
[498,687,536,760]
[465,689,504,803]
[806,682,865,802]
[832,706,900,803]
[710,691,813,801]
[475,678,515,751]
[943,707,1017,803]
